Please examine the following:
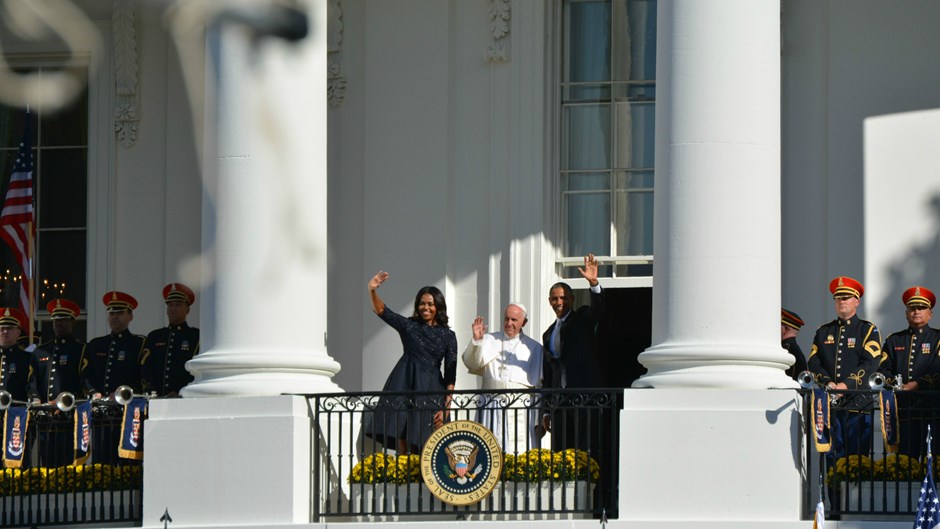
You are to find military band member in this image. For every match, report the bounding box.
[140,283,200,396]
[808,276,882,460]
[879,286,940,457]
[781,308,808,380]
[0,307,39,403]
[34,298,85,467]
[34,298,85,403]
[79,291,146,399]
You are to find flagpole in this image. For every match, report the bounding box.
[26,220,35,344]
[25,107,35,345]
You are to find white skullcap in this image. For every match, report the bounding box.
[507,302,527,318]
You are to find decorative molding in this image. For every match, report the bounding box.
[113,0,139,147]
[487,0,511,63]
[327,0,346,107]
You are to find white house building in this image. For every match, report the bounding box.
[3,0,940,528]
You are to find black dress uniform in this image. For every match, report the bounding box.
[879,286,940,457]
[783,337,808,379]
[808,314,882,459]
[0,345,39,402]
[79,331,145,396]
[882,326,940,390]
[140,323,200,395]
[34,337,84,467]
[34,337,85,402]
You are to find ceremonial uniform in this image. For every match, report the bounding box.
[781,309,808,380]
[140,282,200,396]
[79,331,145,396]
[0,345,38,402]
[33,337,85,402]
[881,326,940,389]
[79,291,145,396]
[808,277,882,462]
[140,322,200,395]
[879,286,940,457]
[0,308,38,402]
[808,315,882,393]
[80,291,143,464]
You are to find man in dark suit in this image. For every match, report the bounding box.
[541,253,606,398]
[541,253,606,446]
[540,253,610,515]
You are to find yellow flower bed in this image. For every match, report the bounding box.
[502,449,600,482]
[826,454,924,486]
[0,464,142,496]
[348,449,600,484]
[348,453,421,484]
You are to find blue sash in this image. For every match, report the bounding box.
[118,397,147,460]
[879,390,899,453]
[3,406,29,468]
[811,389,831,452]
[73,400,92,465]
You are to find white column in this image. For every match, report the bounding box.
[635,0,795,389]
[183,0,341,397]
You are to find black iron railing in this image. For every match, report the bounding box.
[800,388,940,519]
[310,388,621,520]
[0,403,143,527]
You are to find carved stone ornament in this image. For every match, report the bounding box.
[327,0,346,107]
[113,0,139,147]
[486,0,510,63]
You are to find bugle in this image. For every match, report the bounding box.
[797,370,816,389]
[113,385,147,405]
[869,371,887,391]
[54,391,87,412]
[0,390,29,410]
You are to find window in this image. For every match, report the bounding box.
[0,66,88,341]
[559,0,656,280]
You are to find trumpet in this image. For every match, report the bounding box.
[0,390,29,410]
[113,385,147,405]
[54,391,87,412]
[797,371,817,389]
[869,372,887,391]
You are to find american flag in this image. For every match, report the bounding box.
[915,428,940,529]
[0,116,35,320]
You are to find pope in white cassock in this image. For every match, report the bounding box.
[462,303,544,454]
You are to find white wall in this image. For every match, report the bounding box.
[109,5,202,337]
[781,0,940,348]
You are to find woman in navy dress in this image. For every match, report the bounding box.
[363,270,457,454]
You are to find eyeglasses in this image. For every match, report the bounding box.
[834,295,854,301]
[907,306,930,312]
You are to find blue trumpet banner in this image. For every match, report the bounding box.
[879,390,899,453]
[118,397,147,460]
[73,400,92,465]
[812,388,831,452]
[3,406,29,468]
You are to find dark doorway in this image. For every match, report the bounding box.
[572,286,652,388]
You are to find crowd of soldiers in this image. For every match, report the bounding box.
[780,276,940,459]
[0,282,200,406]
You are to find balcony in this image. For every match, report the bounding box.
[309,388,621,521]
[800,387,940,520]
[0,403,142,528]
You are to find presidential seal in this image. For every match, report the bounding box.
[420,420,502,506]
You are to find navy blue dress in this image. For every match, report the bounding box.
[363,305,457,450]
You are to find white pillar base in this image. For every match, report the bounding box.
[619,389,803,522]
[142,396,315,527]
[182,348,342,397]
[635,343,799,389]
